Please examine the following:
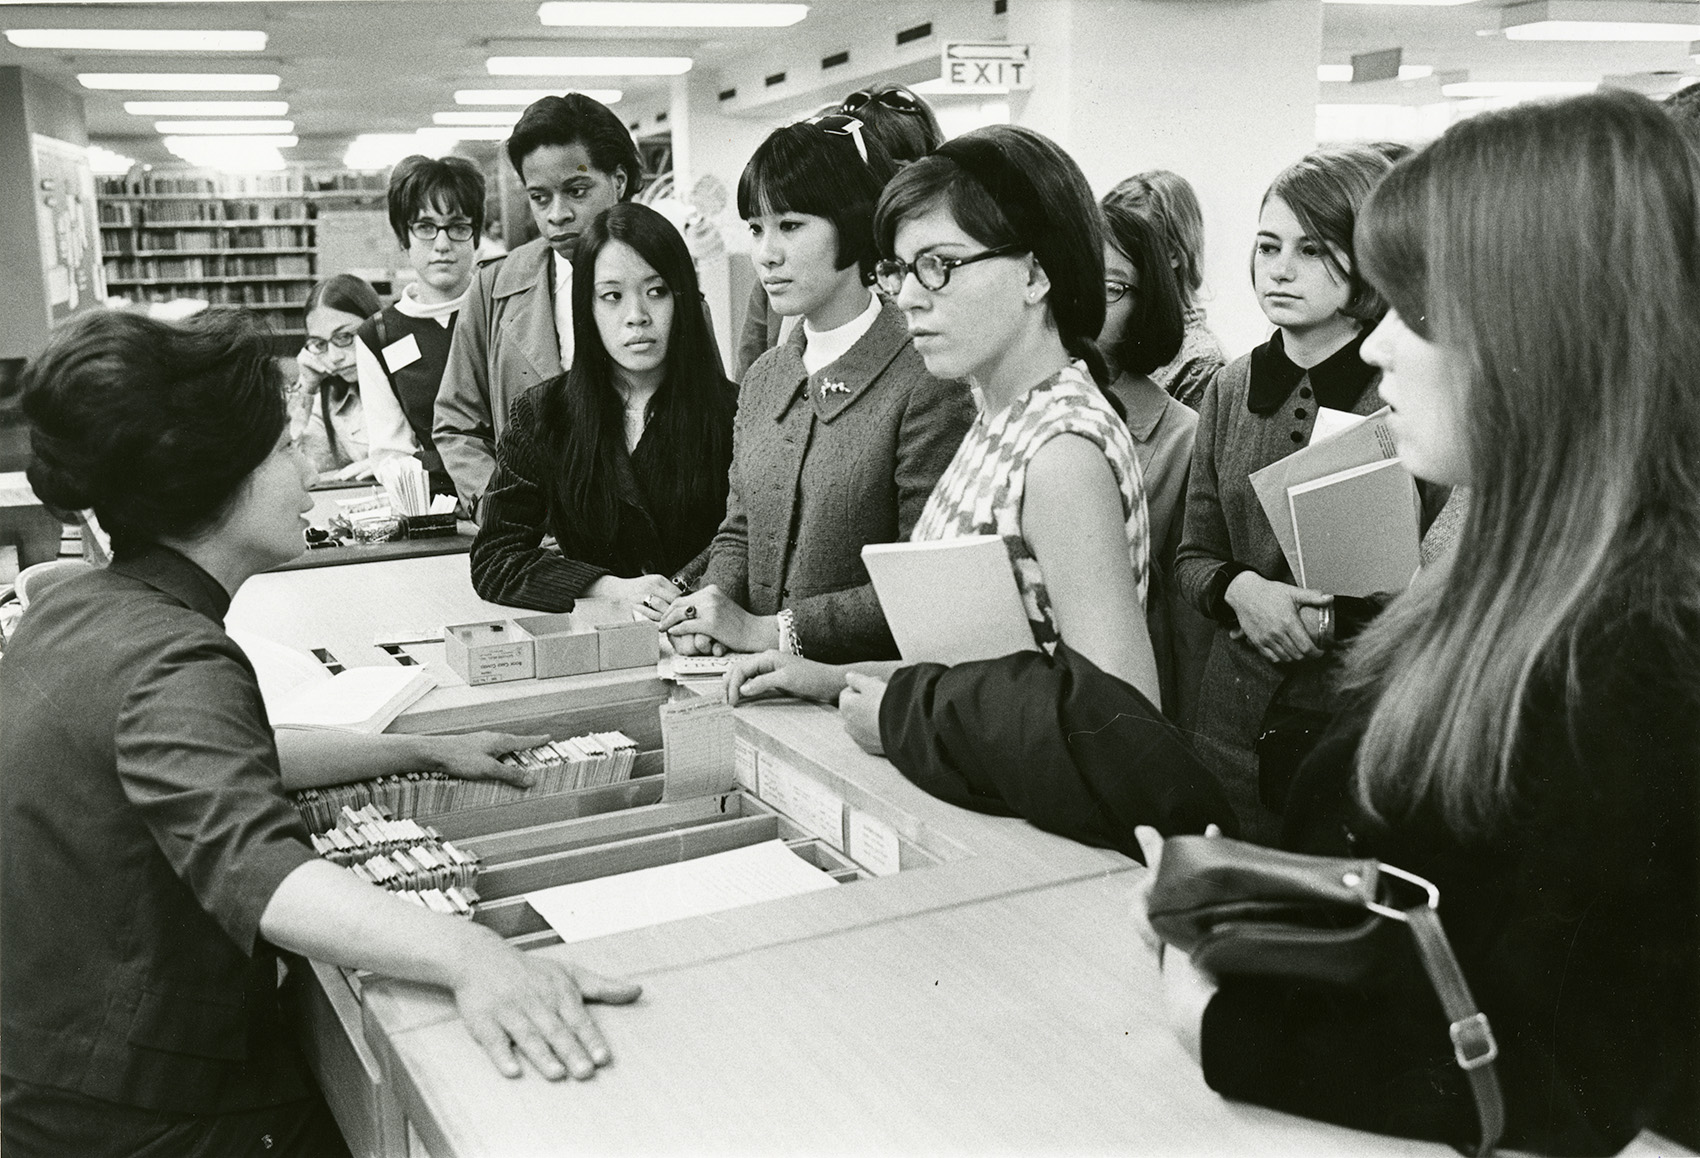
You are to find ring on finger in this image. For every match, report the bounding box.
[682,604,698,621]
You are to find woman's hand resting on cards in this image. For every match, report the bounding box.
[1223,572,1332,664]
[656,585,778,655]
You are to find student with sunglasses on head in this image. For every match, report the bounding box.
[292,273,380,482]
[655,114,973,663]
[733,87,945,381]
[354,155,485,502]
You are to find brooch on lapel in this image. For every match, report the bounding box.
[818,378,850,399]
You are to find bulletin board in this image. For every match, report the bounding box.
[31,134,104,321]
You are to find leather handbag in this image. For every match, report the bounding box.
[1148,835,1505,1157]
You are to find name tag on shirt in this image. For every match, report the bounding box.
[381,332,422,372]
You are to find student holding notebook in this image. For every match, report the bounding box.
[1,311,641,1157]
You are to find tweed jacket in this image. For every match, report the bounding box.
[434,237,561,513]
[700,297,974,663]
[1174,331,1382,753]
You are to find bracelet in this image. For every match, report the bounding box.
[776,608,804,657]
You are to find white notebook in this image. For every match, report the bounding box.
[862,535,1038,666]
[231,629,437,734]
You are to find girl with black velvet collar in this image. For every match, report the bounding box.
[1172,146,1394,841]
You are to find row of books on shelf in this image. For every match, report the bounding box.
[98,172,389,197]
[106,255,315,280]
[101,225,315,252]
[117,284,304,306]
[288,732,641,832]
[100,201,312,225]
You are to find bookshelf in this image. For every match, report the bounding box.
[96,170,388,342]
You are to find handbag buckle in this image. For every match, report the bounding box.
[1363,862,1440,922]
[1450,1012,1499,1071]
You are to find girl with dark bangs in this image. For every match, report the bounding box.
[470,202,736,612]
[656,116,973,663]
[1136,90,1700,1155]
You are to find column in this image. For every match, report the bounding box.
[1006,0,1324,358]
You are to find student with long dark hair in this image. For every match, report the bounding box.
[1098,197,1201,718]
[1135,89,1699,1156]
[1173,146,1393,839]
[293,273,381,481]
[656,115,973,664]
[434,93,644,515]
[470,202,736,611]
[1,310,641,1157]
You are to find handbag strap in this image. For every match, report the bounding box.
[1401,902,1505,1156]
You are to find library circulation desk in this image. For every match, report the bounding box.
[228,554,1683,1158]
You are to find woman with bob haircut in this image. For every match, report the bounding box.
[434,92,646,515]
[1135,89,1699,1156]
[356,153,486,501]
[1104,169,1225,408]
[0,310,642,1157]
[1098,196,1203,719]
[1174,145,1394,840]
[716,127,1237,853]
[655,114,973,664]
[471,202,736,612]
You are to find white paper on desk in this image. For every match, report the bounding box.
[524,838,839,944]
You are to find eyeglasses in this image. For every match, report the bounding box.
[409,219,476,243]
[842,88,922,116]
[804,113,869,165]
[874,245,1025,295]
[1105,280,1133,305]
[303,331,357,355]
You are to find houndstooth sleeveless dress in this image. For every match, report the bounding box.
[911,363,1149,650]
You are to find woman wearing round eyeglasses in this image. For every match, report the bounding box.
[657,115,973,663]
[353,155,485,502]
[293,274,379,483]
[727,126,1167,756]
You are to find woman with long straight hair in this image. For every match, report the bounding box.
[470,202,736,611]
[1135,90,1700,1154]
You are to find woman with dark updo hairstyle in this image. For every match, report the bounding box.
[1,309,641,1157]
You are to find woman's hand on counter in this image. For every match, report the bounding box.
[586,573,681,613]
[1223,572,1332,664]
[451,932,643,1081]
[1130,825,1218,1064]
[725,652,849,706]
[657,585,778,654]
[838,672,886,755]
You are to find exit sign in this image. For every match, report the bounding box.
[939,42,1033,90]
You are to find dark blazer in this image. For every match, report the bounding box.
[470,382,736,610]
[1202,610,1700,1154]
[0,548,318,1114]
[699,297,973,663]
[879,642,1240,856]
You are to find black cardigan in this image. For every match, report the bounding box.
[470,381,736,611]
[1202,612,1700,1155]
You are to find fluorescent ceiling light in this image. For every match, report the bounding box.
[154,118,292,134]
[1501,1,1700,40]
[87,144,137,175]
[5,28,265,51]
[345,132,454,171]
[433,110,521,125]
[455,88,621,104]
[911,76,1008,95]
[486,55,691,76]
[538,2,806,26]
[1441,79,1598,96]
[164,136,289,171]
[79,72,280,90]
[418,126,512,142]
[1322,1,1480,5]
[125,99,286,115]
[1319,63,1436,81]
